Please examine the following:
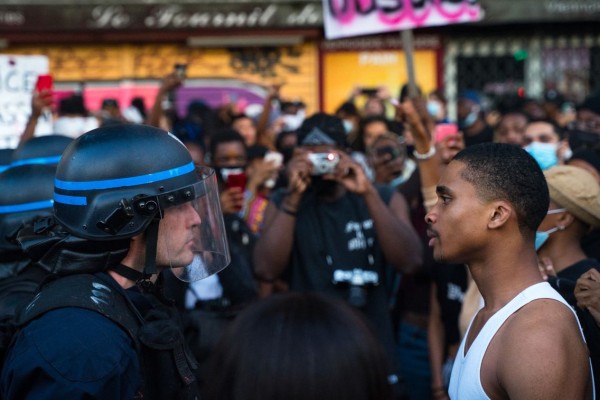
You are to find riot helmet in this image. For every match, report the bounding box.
[11,134,72,167]
[53,124,230,281]
[0,149,13,173]
[0,163,57,278]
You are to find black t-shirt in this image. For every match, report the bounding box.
[270,186,397,356]
[548,258,600,389]
[549,258,599,305]
[431,263,468,349]
[582,230,600,261]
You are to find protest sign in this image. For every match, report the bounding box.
[0,55,52,149]
[323,0,482,40]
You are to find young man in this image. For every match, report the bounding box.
[426,143,593,399]
[1,124,230,399]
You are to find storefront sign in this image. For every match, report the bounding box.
[0,3,322,31]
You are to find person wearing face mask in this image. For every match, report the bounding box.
[456,90,494,147]
[335,101,362,146]
[536,165,600,290]
[536,165,600,388]
[524,118,570,170]
[426,90,450,124]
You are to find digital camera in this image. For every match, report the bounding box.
[308,152,340,175]
[332,268,379,309]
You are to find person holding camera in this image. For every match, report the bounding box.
[253,112,423,397]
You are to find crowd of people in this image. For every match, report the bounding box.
[0,67,599,400]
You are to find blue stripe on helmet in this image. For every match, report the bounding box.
[11,155,62,167]
[54,193,87,206]
[0,199,54,214]
[54,162,195,191]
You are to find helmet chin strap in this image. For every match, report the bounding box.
[144,219,160,278]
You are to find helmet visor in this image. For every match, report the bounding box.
[160,167,230,282]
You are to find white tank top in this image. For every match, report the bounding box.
[448,282,595,399]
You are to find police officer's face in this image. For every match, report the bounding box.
[156,201,202,268]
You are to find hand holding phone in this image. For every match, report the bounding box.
[223,171,246,212]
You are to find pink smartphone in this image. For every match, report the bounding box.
[35,74,53,92]
[434,123,458,143]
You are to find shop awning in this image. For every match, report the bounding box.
[0,0,597,36]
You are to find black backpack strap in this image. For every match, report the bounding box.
[16,274,141,347]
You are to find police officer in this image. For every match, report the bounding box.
[1,124,230,399]
[0,134,72,318]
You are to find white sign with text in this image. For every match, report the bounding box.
[0,55,52,149]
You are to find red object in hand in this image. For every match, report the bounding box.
[35,74,54,93]
[225,172,247,192]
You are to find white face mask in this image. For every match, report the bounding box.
[281,110,306,132]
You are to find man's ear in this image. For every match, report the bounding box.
[488,201,512,230]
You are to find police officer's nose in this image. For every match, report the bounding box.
[185,202,202,227]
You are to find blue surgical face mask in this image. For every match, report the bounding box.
[458,106,480,129]
[525,142,559,170]
[535,208,566,250]
[342,119,354,135]
[427,101,441,119]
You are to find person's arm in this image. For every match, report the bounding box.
[399,98,441,211]
[329,152,422,274]
[255,84,281,149]
[146,73,183,128]
[253,149,312,282]
[18,89,53,148]
[497,302,592,399]
[428,281,450,400]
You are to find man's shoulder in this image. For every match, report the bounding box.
[24,307,136,354]
[490,297,591,398]
[501,296,580,347]
[12,307,137,380]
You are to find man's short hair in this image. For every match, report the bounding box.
[209,128,247,158]
[453,143,549,236]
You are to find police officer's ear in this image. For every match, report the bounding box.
[488,200,512,230]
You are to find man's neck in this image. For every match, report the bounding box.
[108,269,137,289]
[468,246,543,314]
